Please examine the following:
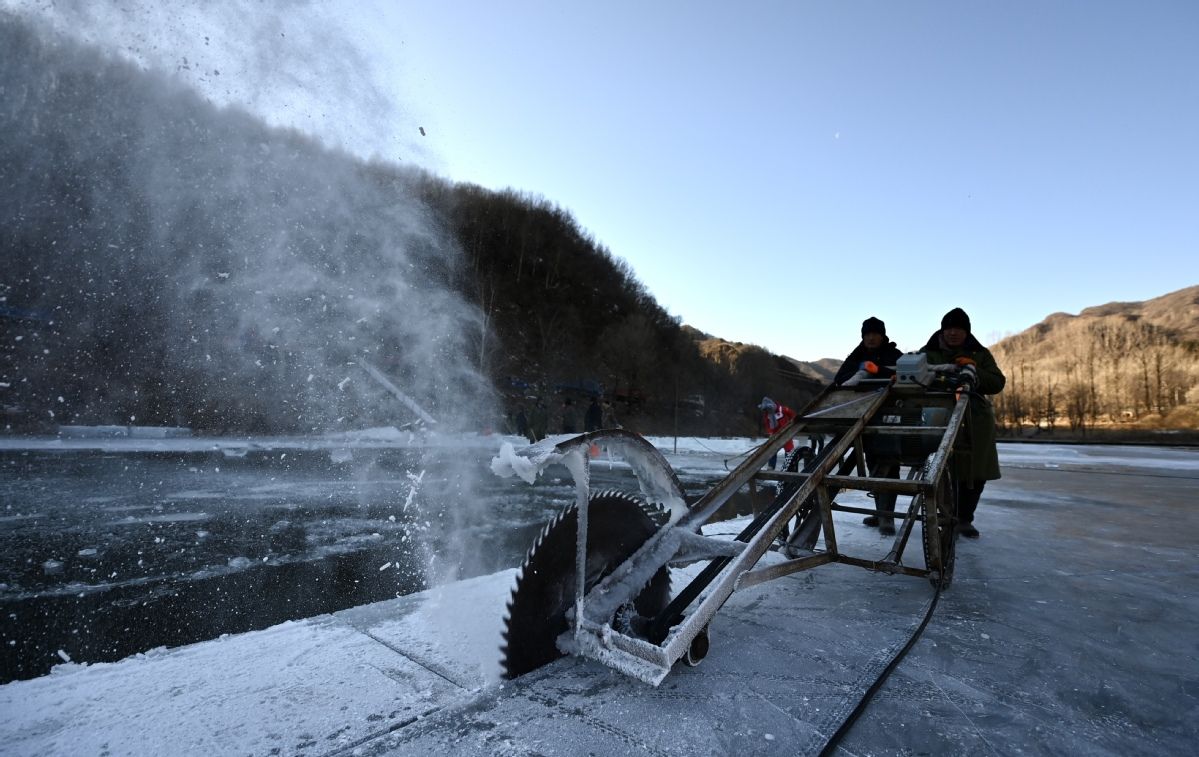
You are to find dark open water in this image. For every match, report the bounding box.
[0,444,753,682]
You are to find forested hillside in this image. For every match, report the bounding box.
[990,286,1199,434]
[0,15,818,437]
[418,176,822,432]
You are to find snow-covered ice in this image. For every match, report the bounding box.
[1,436,1197,755]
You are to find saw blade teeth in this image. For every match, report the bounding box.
[524,507,568,555]
[599,488,669,523]
[500,490,674,679]
[510,503,576,593]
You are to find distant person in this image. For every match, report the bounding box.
[834,316,903,386]
[834,317,905,534]
[920,307,1006,539]
[584,396,603,432]
[560,398,577,434]
[514,406,529,440]
[527,400,548,443]
[758,397,796,470]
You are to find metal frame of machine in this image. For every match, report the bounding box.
[500,358,974,685]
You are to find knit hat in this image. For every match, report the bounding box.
[758,397,776,411]
[861,316,886,338]
[941,307,971,332]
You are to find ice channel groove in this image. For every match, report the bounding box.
[522,691,676,757]
[321,704,443,757]
[357,628,476,691]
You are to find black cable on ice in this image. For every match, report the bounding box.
[816,580,945,757]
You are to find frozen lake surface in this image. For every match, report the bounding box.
[1,434,1197,755]
[0,432,762,681]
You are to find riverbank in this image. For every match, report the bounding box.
[998,426,1199,446]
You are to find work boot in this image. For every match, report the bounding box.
[862,515,879,527]
[957,522,980,539]
[874,490,897,535]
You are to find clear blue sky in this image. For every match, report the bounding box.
[383,1,1198,360]
[14,0,1199,361]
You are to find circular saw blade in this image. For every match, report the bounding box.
[501,489,671,679]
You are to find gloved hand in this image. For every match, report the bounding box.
[954,356,976,367]
[842,369,869,387]
[957,362,978,389]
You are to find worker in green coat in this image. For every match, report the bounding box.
[920,307,1006,539]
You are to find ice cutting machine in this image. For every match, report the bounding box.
[497,357,974,685]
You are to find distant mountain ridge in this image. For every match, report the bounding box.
[989,285,1199,430]
[781,357,840,385]
[1075,286,1199,344]
[992,285,1199,358]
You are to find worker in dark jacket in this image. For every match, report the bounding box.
[835,317,905,533]
[920,307,1006,539]
[834,317,904,386]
